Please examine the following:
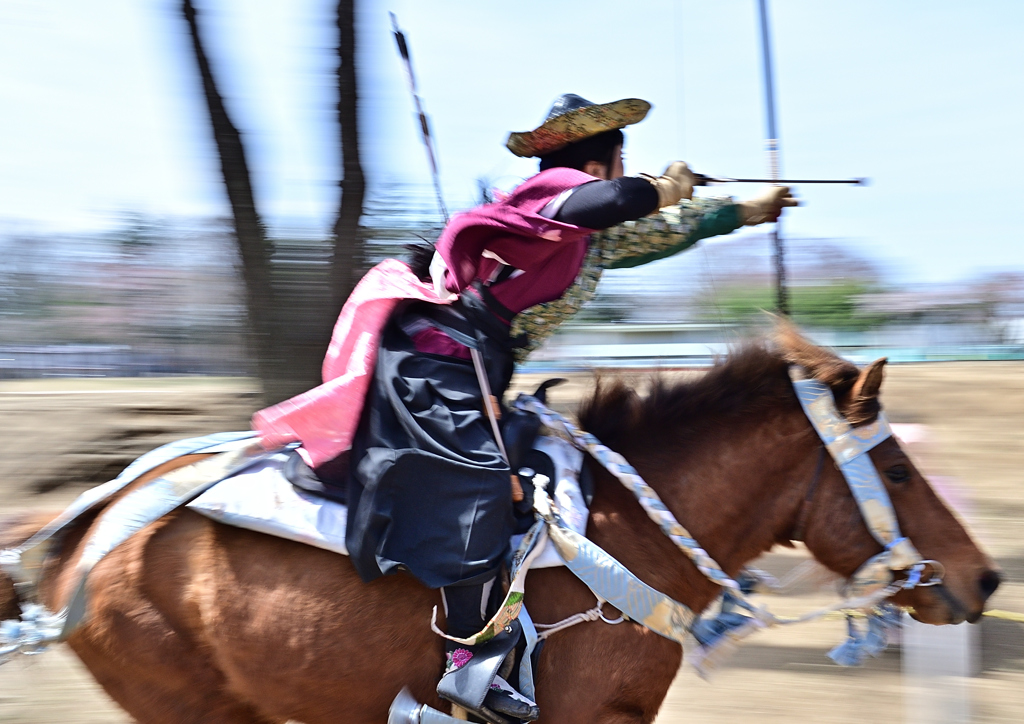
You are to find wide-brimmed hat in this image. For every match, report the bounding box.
[505,94,651,158]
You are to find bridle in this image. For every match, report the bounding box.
[788,366,944,597]
[511,363,948,651]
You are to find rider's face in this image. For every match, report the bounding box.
[584,145,624,180]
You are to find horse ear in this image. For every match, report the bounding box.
[852,358,887,400]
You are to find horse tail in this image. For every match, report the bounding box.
[0,511,59,620]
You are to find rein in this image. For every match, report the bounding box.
[790,445,827,543]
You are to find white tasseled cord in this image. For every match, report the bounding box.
[535,596,624,640]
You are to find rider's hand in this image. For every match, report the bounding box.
[737,185,799,225]
[640,161,696,209]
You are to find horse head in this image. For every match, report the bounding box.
[578,323,999,629]
[776,324,1000,625]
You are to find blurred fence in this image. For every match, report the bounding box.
[525,321,1024,372]
[0,218,252,379]
[0,344,247,379]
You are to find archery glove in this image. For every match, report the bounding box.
[639,161,696,209]
[737,185,799,225]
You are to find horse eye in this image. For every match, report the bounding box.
[885,464,911,485]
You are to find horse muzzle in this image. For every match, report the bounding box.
[904,568,1001,625]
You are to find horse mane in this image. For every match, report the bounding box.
[577,322,872,450]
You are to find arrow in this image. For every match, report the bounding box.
[695,174,867,186]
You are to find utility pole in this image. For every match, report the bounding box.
[757,0,788,315]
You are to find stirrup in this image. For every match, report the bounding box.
[481,676,539,722]
[436,620,539,723]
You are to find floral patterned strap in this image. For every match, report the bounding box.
[431,520,547,646]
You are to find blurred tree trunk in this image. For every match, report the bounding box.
[181,0,281,401]
[181,0,366,405]
[332,0,366,311]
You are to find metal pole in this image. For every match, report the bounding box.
[757,0,788,315]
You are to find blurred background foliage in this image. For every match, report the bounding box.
[710,281,883,331]
[4,207,1023,382]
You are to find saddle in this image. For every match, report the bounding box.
[185,400,591,570]
[199,380,587,723]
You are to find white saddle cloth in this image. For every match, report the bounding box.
[188,435,588,570]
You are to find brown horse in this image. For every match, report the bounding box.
[0,328,1001,724]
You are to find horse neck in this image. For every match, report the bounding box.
[584,406,816,614]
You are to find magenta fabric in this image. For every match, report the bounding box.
[252,169,595,468]
[409,326,472,360]
[252,258,451,468]
[436,167,597,313]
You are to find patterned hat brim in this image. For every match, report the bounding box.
[505,98,651,158]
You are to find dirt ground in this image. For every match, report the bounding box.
[1,364,1023,723]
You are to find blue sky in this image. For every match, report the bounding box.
[1,0,1022,283]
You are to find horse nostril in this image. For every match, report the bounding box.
[979,569,1002,600]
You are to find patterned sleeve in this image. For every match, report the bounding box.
[510,196,744,366]
[511,243,606,364]
[591,196,742,270]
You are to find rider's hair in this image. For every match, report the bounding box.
[538,129,624,173]
[404,238,436,282]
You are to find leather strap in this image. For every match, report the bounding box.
[469,280,516,326]
[791,446,827,542]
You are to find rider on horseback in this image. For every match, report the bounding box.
[256,93,797,723]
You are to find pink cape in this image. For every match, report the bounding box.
[252,168,592,470]
[252,259,451,468]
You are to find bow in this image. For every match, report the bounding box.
[390,13,449,224]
